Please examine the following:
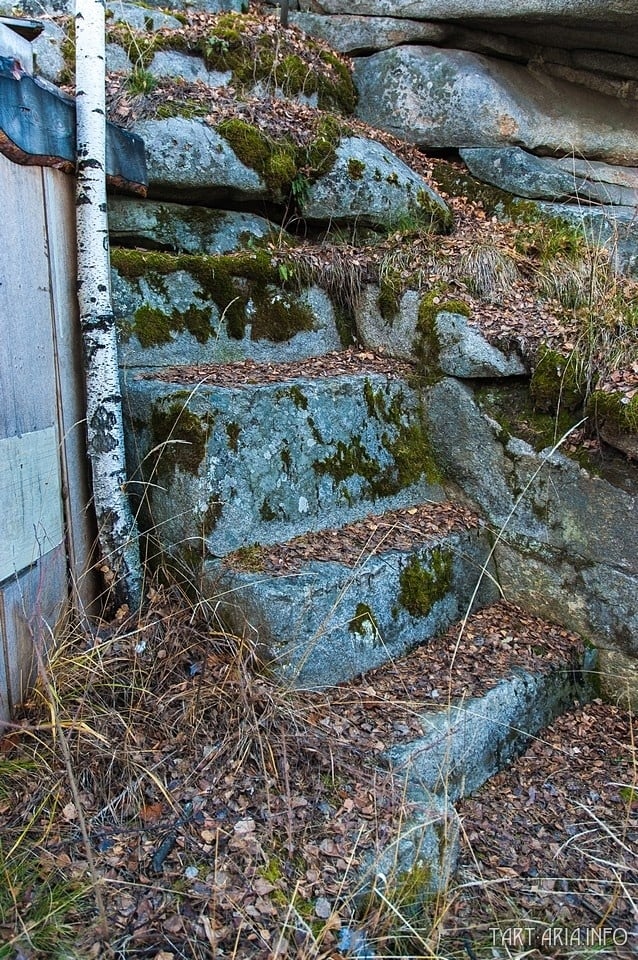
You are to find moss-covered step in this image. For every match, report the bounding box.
[122,363,445,559]
[111,247,342,368]
[205,502,498,688]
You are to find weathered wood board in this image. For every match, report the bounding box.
[0,153,94,727]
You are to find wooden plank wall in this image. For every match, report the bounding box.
[0,153,95,728]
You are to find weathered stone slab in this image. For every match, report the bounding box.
[208,525,494,687]
[300,1,638,56]
[107,2,183,31]
[148,50,231,87]
[108,198,277,254]
[426,377,637,576]
[291,12,449,53]
[354,47,638,163]
[495,538,638,662]
[300,135,451,230]
[113,264,341,368]
[122,373,445,558]
[133,117,264,204]
[384,650,596,800]
[424,376,638,695]
[461,147,638,206]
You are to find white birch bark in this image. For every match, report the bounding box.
[75,0,142,610]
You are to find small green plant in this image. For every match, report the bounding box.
[126,66,157,96]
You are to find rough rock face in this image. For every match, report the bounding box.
[461,148,638,206]
[354,47,638,163]
[108,199,277,254]
[298,0,638,58]
[300,136,451,229]
[355,289,527,378]
[290,12,449,54]
[426,377,638,663]
[133,118,265,203]
[289,0,638,272]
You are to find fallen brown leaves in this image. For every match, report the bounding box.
[224,501,481,575]
[0,592,634,958]
[143,348,413,387]
[450,701,637,958]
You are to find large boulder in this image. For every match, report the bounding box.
[300,136,452,230]
[424,377,638,695]
[354,46,638,163]
[133,117,265,204]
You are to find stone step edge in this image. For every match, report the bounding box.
[359,646,597,900]
[218,501,482,575]
[382,646,598,805]
[132,349,415,389]
[209,526,498,689]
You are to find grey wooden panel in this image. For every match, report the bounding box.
[0,153,57,438]
[0,427,64,581]
[42,168,98,607]
[0,547,66,729]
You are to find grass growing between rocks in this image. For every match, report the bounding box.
[0,576,635,959]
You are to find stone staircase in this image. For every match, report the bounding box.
[104,2,608,894]
[114,234,598,889]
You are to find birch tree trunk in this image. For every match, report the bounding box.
[75,0,143,611]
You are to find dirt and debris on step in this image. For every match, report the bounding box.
[298,601,591,754]
[223,501,481,575]
[446,700,637,959]
[138,348,415,386]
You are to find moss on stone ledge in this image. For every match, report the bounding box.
[111,247,314,343]
[202,13,356,113]
[149,401,212,480]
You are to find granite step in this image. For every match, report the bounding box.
[207,501,499,688]
[111,246,345,369]
[298,601,598,894]
[122,353,445,559]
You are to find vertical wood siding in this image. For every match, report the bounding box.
[0,153,95,726]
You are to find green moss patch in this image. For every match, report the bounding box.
[398,548,453,618]
[588,390,638,436]
[314,382,439,499]
[348,603,380,641]
[130,303,213,347]
[216,114,345,203]
[149,401,213,480]
[414,288,471,380]
[112,247,314,343]
[530,346,586,413]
